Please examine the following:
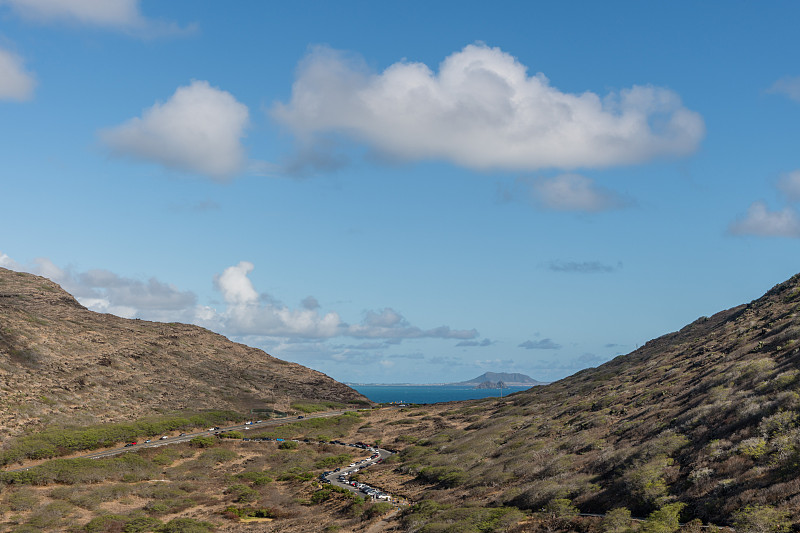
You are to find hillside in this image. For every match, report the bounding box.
[0,268,369,444]
[353,272,800,529]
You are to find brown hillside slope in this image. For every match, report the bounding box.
[0,268,369,443]
[378,273,800,528]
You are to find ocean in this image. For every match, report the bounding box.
[350,385,533,405]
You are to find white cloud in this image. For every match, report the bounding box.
[273,43,705,173]
[0,251,22,269]
[212,261,343,339]
[100,80,249,180]
[767,76,800,102]
[346,308,478,340]
[729,201,800,238]
[0,0,192,37]
[214,261,259,306]
[0,47,35,101]
[529,174,629,212]
[519,338,561,350]
[9,257,198,320]
[777,170,800,202]
[2,253,477,344]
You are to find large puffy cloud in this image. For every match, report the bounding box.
[100,80,249,180]
[212,261,343,338]
[729,201,800,238]
[0,0,192,36]
[273,44,705,172]
[0,47,35,101]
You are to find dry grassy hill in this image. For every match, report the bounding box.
[0,268,369,444]
[355,272,800,529]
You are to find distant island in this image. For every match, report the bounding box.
[347,371,546,388]
[454,372,545,388]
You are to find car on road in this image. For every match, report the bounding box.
[160,436,168,440]
[124,442,137,447]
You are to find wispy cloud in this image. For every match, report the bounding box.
[456,338,495,347]
[100,81,250,180]
[533,174,631,212]
[777,170,800,202]
[273,43,704,174]
[0,47,35,101]
[729,201,800,238]
[500,174,630,212]
[767,76,800,102]
[547,260,622,274]
[1,0,195,38]
[518,338,561,350]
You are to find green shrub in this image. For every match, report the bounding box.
[226,484,259,503]
[641,503,686,533]
[84,514,130,532]
[279,440,299,450]
[291,401,346,413]
[223,506,275,519]
[543,498,578,518]
[737,438,768,460]
[311,488,335,504]
[732,505,790,533]
[189,436,216,448]
[602,507,633,533]
[236,471,273,485]
[218,431,244,439]
[417,465,468,488]
[6,488,39,510]
[314,453,352,469]
[622,456,673,508]
[364,501,393,518]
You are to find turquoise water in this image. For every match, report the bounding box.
[351,385,532,404]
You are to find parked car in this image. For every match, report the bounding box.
[160,436,168,440]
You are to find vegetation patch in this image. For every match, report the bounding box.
[0,410,243,466]
[291,401,347,413]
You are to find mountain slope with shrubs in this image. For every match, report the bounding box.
[372,273,800,529]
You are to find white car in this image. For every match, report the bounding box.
[160,436,168,440]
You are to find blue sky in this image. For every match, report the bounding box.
[2,1,799,384]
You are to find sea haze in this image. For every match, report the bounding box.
[351,385,533,404]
